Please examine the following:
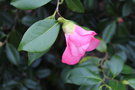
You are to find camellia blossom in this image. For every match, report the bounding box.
[60,19,100,65]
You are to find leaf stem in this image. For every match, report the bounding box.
[59,0,64,4]
[52,0,64,17]
[99,84,112,90]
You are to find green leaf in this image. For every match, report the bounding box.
[129,41,135,47]
[79,85,101,90]
[115,44,132,61]
[102,21,116,43]
[79,56,100,65]
[105,0,116,16]
[133,0,135,3]
[116,51,127,62]
[108,55,124,77]
[116,23,129,43]
[0,31,6,39]
[79,85,92,90]
[61,68,71,82]
[78,56,100,72]
[22,16,38,26]
[125,44,135,62]
[36,7,49,20]
[23,79,38,89]
[83,0,97,12]
[18,18,60,52]
[66,67,102,85]
[65,0,85,13]
[0,11,14,28]
[36,69,51,79]
[109,80,126,90]
[128,79,135,89]
[3,80,18,88]
[6,43,21,65]
[96,38,107,52]
[28,49,49,65]
[10,0,51,10]
[19,86,28,90]
[8,30,22,48]
[122,3,132,17]
[122,65,135,74]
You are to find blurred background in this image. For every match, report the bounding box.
[0,0,135,90]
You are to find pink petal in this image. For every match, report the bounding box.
[75,25,97,36]
[86,37,100,51]
[69,33,90,46]
[65,34,85,56]
[66,25,96,47]
[62,24,100,65]
[62,46,83,65]
[68,41,85,56]
[65,34,90,56]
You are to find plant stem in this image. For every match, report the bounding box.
[99,84,112,90]
[52,0,64,17]
[100,53,112,81]
[59,0,64,4]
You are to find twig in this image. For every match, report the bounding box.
[52,0,63,17]
[100,53,112,81]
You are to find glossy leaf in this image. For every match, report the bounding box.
[83,0,97,12]
[10,0,51,10]
[0,11,14,28]
[6,43,21,65]
[0,31,5,39]
[28,42,50,66]
[28,50,48,65]
[65,0,85,13]
[96,38,107,52]
[3,80,18,88]
[22,16,38,26]
[105,0,116,16]
[115,44,132,62]
[24,79,38,89]
[36,69,51,79]
[37,7,49,20]
[78,57,100,73]
[79,85,101,90]
[129,41,135,47]
[109,80,126,90]
[133,0,135,3]
[125,45,135,62]
[108,55,124,76]
[31,59,42,68]
[66,67,102,85]
[19,86,28,90]
[79,56,100,65]
[128,79,135,89]
[122,3,132,17]
[122,65,134,74]
[102,21,116,43]
[116,23,129,43]
[116,51,127,62]
[79,85,92,90]
[18,18,60,52]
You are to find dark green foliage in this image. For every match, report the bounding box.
[0,0,135,90]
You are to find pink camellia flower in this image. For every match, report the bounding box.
[60,19,100,65]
